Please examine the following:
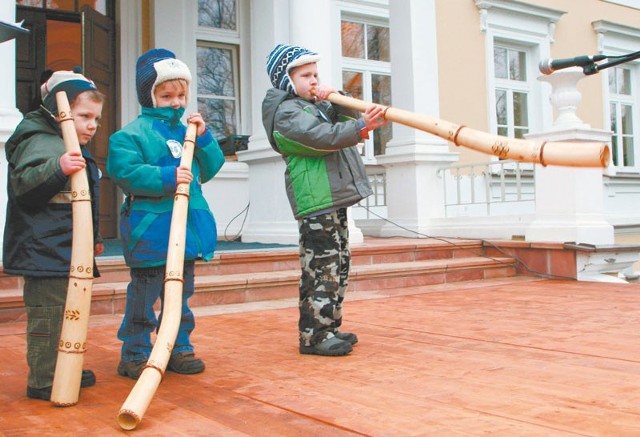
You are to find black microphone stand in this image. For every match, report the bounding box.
[583,50,640,75]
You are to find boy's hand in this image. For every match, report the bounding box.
[312,85,337,101]
[94,243,105,256]
[187,113,206,136]
[176,166,193,185]
[364,104,389,131]
[59,150,86,175]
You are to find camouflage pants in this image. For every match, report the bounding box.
[298,208,350,347]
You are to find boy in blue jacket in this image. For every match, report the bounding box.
[107,48,224,379]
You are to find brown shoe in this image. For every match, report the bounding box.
[167,352,205,374]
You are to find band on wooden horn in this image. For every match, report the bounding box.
[325,92,610,168]
[50,91,95,407]
[117,122,198,431]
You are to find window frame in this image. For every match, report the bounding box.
[593,20,640,174]
[340,11,391,164]
[476,0,564,167]
[195,0,248,145]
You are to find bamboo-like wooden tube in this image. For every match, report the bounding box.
[50,91,95,407]
[117,123,197,431]
[327,93,610,168]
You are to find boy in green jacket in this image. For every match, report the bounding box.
[262,44,387,356]
[4,69,104,399]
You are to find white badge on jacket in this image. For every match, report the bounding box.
[166,139,183,159]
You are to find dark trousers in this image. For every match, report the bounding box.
[23,277,67,388]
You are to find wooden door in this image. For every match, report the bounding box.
[15,8,46,114]
[15,6,118,239]
[82,7,118,239]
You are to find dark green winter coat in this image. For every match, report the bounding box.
[3,108,102,277]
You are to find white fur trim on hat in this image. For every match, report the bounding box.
[286,53,321,73]
[150,58,192,107]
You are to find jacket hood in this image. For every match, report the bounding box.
[5,109,59,160]
[262,88,294,151]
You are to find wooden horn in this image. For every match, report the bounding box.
[50,91,95,407]
[327,92,610,168]
[116,123,198,431]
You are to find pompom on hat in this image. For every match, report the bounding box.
[266,44,320,94]
[136,48,192,108]
[40,67,97,113]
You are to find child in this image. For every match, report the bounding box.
[3,69,105,399]
[262,44,388,356]
[107,48,224,379]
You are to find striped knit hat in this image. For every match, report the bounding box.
[136,48,192,108]
[40,67,97,113]
[266,44,320,94]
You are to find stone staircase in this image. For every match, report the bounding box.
[0,237,518,324]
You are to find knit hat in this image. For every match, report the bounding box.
[136,48,192,108]
[266,44,320,94]
[40,67,97,113]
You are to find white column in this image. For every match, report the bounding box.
[0,4,24,263]
[525,67,614,244]
[376,0,458,237]
[239,0,298,244]
[241,0,359,244]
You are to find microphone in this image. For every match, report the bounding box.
[539,54,607,75]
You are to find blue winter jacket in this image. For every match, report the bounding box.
[106,106,224,268]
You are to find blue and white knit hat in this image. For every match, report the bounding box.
[136,48,192,108]
[40,67,97,113]
[266,44,320,94]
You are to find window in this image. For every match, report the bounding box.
[593,20,640,171]
[197,43,239,140]
[16,0,109,15]
[196,0,241,143]
[341,16,391,160]
[476,0,564,149]
[494,45,530,139]
[609,67,635,166]
[198,0,236,31]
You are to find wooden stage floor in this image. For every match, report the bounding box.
[1,276,640,436]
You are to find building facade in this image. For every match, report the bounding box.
[1,0,640,262]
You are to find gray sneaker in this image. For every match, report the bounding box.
[300,336,353,356]
[167,352,205,374]
[117,360,146,380]
[335,331,358,345]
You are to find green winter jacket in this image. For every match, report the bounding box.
[262,88,372,219]
[3,108,102,277]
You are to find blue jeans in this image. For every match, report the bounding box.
[118,261,196,362]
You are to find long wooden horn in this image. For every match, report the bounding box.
[327,92,610,168]
[50,91,95,407]
[116,122,198,430]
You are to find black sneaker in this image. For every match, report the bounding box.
[300,336,353,356]
[335,331,358,345]
[117,360,147,380]
[26,370,97,400]
[167,352,205,375]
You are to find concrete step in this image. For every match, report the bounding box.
[0,238,516,324]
